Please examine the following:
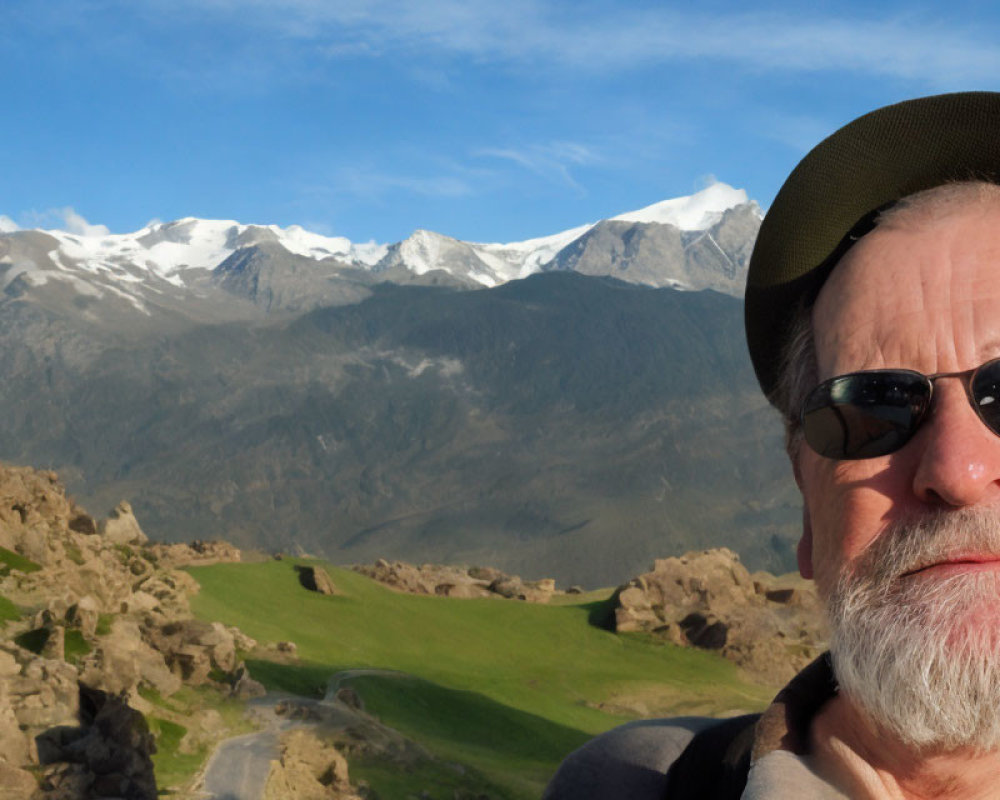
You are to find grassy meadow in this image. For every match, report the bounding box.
[189,560,774,798]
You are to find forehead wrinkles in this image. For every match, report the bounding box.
[812,262,932,376]
[811,222,999,376]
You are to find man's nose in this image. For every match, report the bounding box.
[911,379,1000,507]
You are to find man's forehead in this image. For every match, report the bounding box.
[811,205,1000,376]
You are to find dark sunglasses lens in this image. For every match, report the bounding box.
[802,372,930,459]
[972,359,1000,436]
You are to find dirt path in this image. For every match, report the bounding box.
[200,730,279,800]
[196,670,408,799]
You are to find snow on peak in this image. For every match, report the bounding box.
[396,229,449,276]
[13,217,388,287]
[0,181,756,296]
[612,182,750,231]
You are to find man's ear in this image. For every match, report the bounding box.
[797,509,814,580]
[791,448,814,579]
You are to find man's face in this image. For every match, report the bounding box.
[795,200,1000,598]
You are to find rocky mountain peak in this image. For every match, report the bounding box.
[0,182,759,324]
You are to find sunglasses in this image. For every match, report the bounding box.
[800,357,1000,459]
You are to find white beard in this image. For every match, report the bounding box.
[827,507,1000,752]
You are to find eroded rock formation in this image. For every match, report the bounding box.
[353,559,558,603]
[612,548,826,683]
[0,463,256,797]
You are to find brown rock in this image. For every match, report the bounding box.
[264,729,362,800]
[0,761,36,798]
[147,619,238,685]
[36,685,157,800]
[78,618,181,697]
[296,565,338,595]
[230,664,267,699]
[146,539,241,568]
[611,549,827,684]
[276,641,298,656]
[99,501,148,546]
[65,595,100,637]
[41,624,65,661]
[355,560,558,603]
[67,513,97,536]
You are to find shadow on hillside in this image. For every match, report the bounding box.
[245,659,594,767]
[581,592,619,631]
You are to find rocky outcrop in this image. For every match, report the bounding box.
[77,618,182,698]
[612,548,826,683]
[230,663,267,700]
[147,539,242,568]
[296,565,338,595]
[99,501,148,546]
[264,729,363,800]
[35,685,157,800]
[145,619,238,685]
[0,463,257,796]
[353,559,558,603]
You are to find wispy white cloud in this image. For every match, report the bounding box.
[60,208,111,237]
[134,1,1000,88]
[19,208,111,236]
[0,215,19,233]
[476,141,601,191]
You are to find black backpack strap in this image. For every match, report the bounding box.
[662,713,761,800]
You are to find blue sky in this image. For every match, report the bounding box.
[3,1,1000,244]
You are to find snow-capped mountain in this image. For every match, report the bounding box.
[0,182,761,320]
[0,181,793,588]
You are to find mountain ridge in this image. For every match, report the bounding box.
[0,184,791,588]
[0,183,761,315]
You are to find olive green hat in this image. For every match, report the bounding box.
[746,91,1000,401]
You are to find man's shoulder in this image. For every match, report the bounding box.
[542,716,729,800]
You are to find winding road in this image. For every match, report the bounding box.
[201,730,279,800]
[198,670,406,799]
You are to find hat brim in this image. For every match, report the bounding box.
[746,91,1000,399]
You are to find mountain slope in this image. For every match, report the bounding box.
[0,182,787,587]
[0,272,797,587]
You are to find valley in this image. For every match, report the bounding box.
[0,464,818,798]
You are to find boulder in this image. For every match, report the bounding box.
[147,539,241,568]
[99,501,148,546]
[78,618,181,698]
[230,664,267,699]
[37,685,157,800]
[65,595,100,638]
[0,762,36,799]
[354,560,554,602]
[7,652,79,732]
[67,513,97,536]
[264,729,362,800]
[488,576,527,600]
[0,672,32,767]
[296,565,338,595]
[612,549,826,683]
[147,619,238,684]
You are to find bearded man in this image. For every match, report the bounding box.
[545,92,1000,799]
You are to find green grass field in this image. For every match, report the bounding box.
[0,546,40,576]
[189,560,772,798]
[0,595,19,623]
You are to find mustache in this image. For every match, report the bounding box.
[841,507,1000,590]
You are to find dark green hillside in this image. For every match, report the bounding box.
[0,273,798,586]
[190,560,774,798]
